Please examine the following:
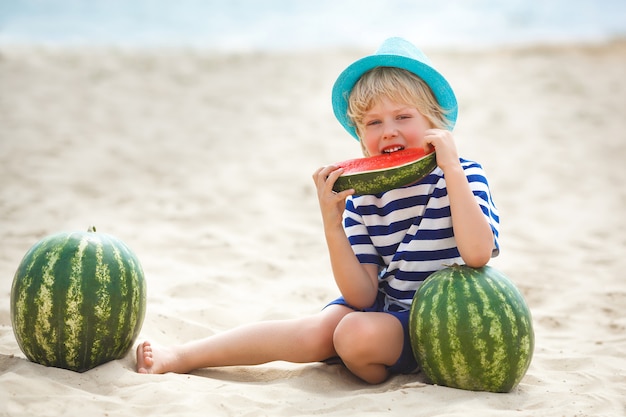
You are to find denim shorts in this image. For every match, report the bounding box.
[325,292,418,374]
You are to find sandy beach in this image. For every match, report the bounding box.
[1,40,625,416]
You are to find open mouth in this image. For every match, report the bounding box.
[382,146,405,154]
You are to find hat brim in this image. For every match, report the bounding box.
[332,54,458,141]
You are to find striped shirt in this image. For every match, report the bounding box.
[343,158,500,312]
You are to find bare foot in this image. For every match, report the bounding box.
[136,341,177,374]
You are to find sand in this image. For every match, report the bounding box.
[1,40,625,416]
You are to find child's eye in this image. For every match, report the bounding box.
[365,120,381,126]
[397,114,411,120]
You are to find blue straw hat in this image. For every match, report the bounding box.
[331,37,458,141]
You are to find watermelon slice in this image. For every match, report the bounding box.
[332,148,437,195]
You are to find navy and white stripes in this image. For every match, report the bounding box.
[343,158,500,311]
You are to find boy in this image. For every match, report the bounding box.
[136,37,499,384]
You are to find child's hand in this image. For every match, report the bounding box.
[312,165,355,229]
[424,128,461,172]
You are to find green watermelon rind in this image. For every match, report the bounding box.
[409,264,534,393]
[10,229,147,373]
[332,152,437,195]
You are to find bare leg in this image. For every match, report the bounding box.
[332,311,405,384]
[136,305,352,374]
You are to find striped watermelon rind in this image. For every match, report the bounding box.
[10,227,147,372]
[409,264,534,392]
[332,149,437,195]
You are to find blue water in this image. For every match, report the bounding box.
[1,0,625,50]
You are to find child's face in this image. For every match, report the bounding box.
[359,97,433,156]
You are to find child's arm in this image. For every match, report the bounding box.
[312,165,379,309]
[425,129,495,267]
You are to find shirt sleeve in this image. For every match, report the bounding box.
[464,160,500,256]
[343,197,384,266]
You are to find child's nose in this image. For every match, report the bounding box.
[382,123,399,139]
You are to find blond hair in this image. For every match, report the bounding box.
[346,67,449,151]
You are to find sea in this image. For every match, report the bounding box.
[0,0,625,51]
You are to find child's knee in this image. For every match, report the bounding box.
[333,313,374,357]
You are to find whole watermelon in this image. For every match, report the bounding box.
[10,226,147,372]
[409,264,534,392]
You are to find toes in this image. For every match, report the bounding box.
[136,341,153,373]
